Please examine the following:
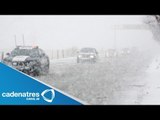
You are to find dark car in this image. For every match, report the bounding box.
[77,47,98,63]
[2,46,49,76]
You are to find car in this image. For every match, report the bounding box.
[77,47,98,63]
[2,46,49,76]
[120,48,130,56]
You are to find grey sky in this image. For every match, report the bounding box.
[0,15,159,51]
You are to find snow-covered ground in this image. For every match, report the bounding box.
[2,50,160,105]
[140,55,160,104]
[50,57,77,65]
[36,51,159,105]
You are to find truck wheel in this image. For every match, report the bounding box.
[44,64,49,74]
[34,66,41,76]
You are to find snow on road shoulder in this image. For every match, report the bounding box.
[140,55,160,104]
[146,55,160,72]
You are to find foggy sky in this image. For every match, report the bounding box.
[0,15,159,51]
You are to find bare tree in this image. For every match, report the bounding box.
[145,15,160,43]
[155,15,160,23]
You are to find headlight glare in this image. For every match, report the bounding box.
[12,62,17,66]
[78,55,82,58]
[90,55,94,58]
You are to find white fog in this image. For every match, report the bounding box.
[0,15,159,51]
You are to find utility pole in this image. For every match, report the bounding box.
[114,25,117,50]
[57,50,59,59]
[22,34,25,46]
[51,49,54,60]
[113,25,119,58]
[14,35,17,47]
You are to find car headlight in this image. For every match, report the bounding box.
[78,55,82,58]
[12,62,18,66]
[90,55,94,58]
[25,66,30,70]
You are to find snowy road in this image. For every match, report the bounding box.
[36,52,160,105]
[140,56,160,104]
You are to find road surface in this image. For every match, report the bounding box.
[36,52,160,105]
[140,55,160,104]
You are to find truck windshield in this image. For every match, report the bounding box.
[80,48,95,53]
[11,48,39,57]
